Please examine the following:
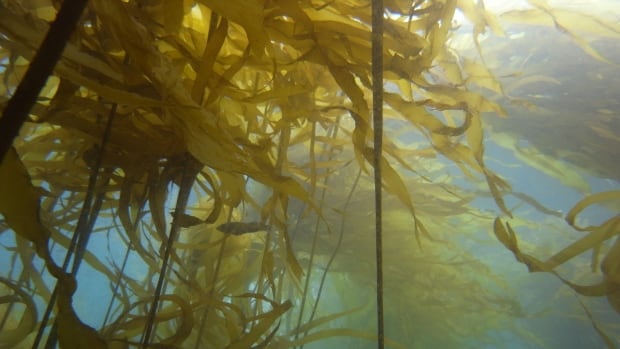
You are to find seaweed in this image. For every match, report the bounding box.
[1,0,619,348]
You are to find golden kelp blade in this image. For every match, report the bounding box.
[493,218,619,344]
[565,190,620,229]
[0,277,37,348]
[492,217,518,253]
[3,0,618,347]
[197,0,268,57]
[225,297,291,349]
[492,218,545,272]
[89,0,315,209]
[498,134,591,194]
[503,0,620,65]
[361,146,429,243]
[0,150,108,348]
[607,288,620,314]
[153,295,194,346]
[602,237,620,285]
[0,9,171,108]
[0,147,49,252]
[542,216,620,272]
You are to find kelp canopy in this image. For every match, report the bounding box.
[0,0,619,348]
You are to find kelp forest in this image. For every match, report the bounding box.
[0,0,619,348]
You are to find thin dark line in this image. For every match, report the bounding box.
[371,0,385,348]
[140,155,199,347]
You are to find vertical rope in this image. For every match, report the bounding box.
[371,0,384,348]
[34,101,117,349]
[140,155,200,347]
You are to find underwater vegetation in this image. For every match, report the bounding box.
[0,0,619,348]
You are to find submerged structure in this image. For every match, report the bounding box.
[0,0,619,348]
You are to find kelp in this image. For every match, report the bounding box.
[0,146,108,348]
[0,277,37,348]
[0,0,89,159]
[473,2,620,182]
[491,132,592,194]
[1,0,619,348]
[492,213,619,348]
[501,0,620,65]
